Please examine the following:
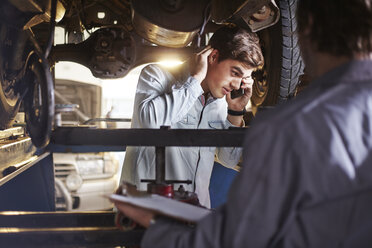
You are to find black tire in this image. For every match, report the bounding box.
[0,25,21,129]
[24,53,55,148]
[0,81,19,129]
[251,0,304,107]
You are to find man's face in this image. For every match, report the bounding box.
[205,51,254,99]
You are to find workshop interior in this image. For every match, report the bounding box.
[0,0,303,246]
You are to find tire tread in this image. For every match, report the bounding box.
[278,0,304,101]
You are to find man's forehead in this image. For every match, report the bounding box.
[231,64,254,77]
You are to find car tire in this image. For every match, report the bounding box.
[0,23,23,129]
[0,82,19,129]
[251,0,304,107]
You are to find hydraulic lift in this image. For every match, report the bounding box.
[0,126,245,247]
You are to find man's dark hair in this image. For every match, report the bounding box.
[297,0,372,57]
[209,25,264,69]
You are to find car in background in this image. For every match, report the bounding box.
[53,76,123,211]
[54,151,119,211]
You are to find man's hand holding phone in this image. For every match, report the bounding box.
[230,76,254,99]
[226,76,253,126]
[227,76,253,104]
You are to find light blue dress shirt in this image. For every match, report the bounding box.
[121,64,242,208]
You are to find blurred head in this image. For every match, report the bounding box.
[204,25,263,98]
[297,0,372,57]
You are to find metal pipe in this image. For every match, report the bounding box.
[155,146,166,184]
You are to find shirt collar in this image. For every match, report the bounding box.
[199,93,219,106]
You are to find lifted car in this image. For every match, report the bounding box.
[0,0,303,148]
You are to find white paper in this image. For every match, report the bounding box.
[110,193,211,223]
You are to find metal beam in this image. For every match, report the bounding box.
[0,152,50,187]
[51,127,247,147]
[0,211,115,228]
[0,133,36,173]
[0,211,144,247]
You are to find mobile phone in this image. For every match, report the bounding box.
[231,83,244,99]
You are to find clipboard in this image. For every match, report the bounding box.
[109,193,211,223]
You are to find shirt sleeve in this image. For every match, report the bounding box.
[215,146,243,168]
[141,121,304,248]
[214,119,244,168]
[133,64,204,128]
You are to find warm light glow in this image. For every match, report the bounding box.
[97,12,105,19]
[157,60,183,68]
[1,211,25,215]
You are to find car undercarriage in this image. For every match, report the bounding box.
[0,0,303,147]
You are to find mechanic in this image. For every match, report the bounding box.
[121,25,264,208]
[113,0,372,246]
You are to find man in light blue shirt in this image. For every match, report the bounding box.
[121,26,264,207]
[114,0,372,247]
